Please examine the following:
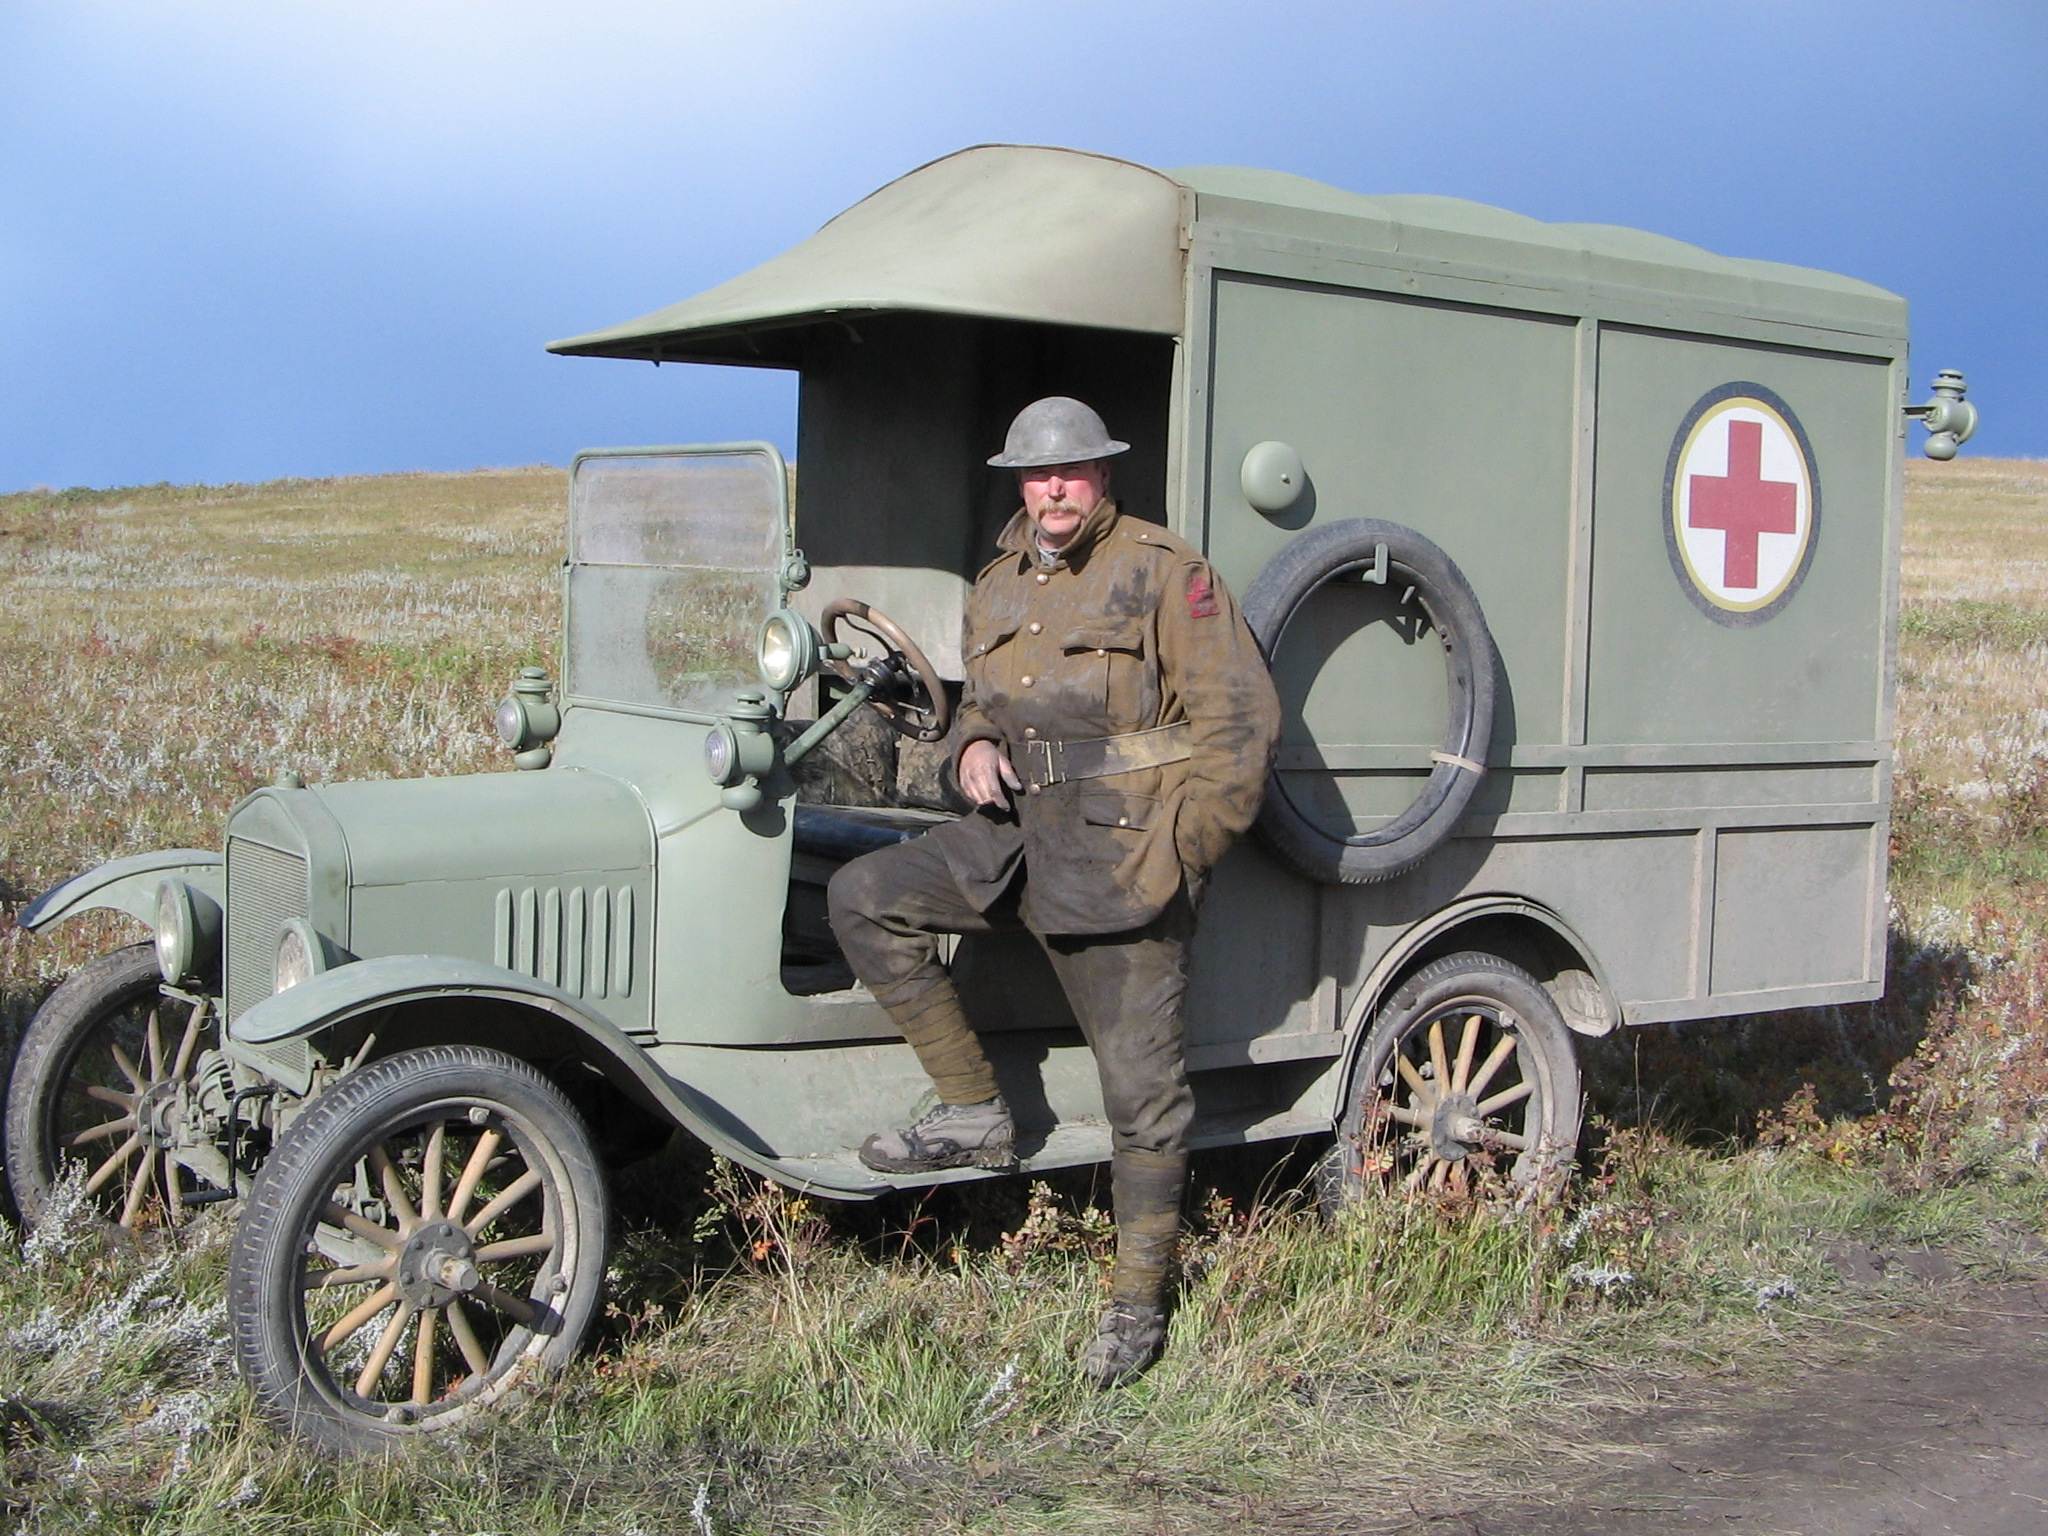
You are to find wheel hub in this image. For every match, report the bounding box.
[396,1220,480,1309]
[1430,1091,1486,1162]
[136,1081,180,1150]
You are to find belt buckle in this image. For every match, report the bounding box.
[1023,737,1063,790]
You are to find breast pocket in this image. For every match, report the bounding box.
[969,624,1021,662]
[1059,621,1147,729]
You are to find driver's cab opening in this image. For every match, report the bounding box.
[775,311,1174,996]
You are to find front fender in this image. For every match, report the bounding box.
[225,954,809,1192]
[19,849,223,933]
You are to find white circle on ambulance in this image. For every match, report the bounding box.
[1669,397,1814,614]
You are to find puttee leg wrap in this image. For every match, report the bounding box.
[1109,1147,1188,1306]
[877,978,1000,1109]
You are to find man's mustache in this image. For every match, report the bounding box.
[1037,498,1086,515]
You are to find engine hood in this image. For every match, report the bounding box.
[222,768,658,1033]
[310,768,651,887]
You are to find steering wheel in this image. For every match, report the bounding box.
[819,599,953,744]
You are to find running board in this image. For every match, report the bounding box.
[773,1104,1333,1198]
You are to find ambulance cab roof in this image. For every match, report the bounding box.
[547,145,1902,364]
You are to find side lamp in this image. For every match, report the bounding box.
[706,611,857,811]
[703,691,780,811]
[496,666,561,770]
[1905,370,1979,462]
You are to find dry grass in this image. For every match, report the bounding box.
[1893,458,2048,902]
[0,458,2044,1533]
[1900,457,2048,609]
[0,470,560,987]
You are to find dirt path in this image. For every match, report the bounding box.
[1414,1283,2048,1535]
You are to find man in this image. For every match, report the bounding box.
[827,396,1281,1387]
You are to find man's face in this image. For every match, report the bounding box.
[1017,460,1110,550]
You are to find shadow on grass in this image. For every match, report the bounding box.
[602,1117,1334,1337]
[599,914,1986,1332]
[1581,923,1975,1148]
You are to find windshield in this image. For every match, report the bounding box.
[565,446,788,714]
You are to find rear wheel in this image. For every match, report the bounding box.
[228,1045,609,1455]
[1323,952,1581,1208]
[4,944,231,1231]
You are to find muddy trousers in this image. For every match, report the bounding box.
[827,831,1194,1304]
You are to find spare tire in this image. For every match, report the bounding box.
[1241,518,1498,884]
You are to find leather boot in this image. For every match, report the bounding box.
[859,1095,1016,1174]
[1080,1148,1187,1387]
[1079,1299,1167,1389]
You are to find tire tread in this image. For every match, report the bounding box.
[1322,950,1582,1212]
[228,1043,608,1455]
[4,943,166,1225]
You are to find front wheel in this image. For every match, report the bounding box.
[1324,952,1581,1208]
[4,944,232,1231]
[228,1045,609,1455]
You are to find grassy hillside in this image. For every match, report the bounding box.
[0,469,561,943]
[0,458,2043,1533]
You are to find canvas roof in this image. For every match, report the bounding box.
[547,145,1901,364]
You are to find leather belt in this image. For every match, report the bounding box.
[1018,722,1191,792]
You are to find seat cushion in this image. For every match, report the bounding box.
[792,804,952,863]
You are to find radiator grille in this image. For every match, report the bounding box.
[226,837,310,1023]
[494,883,634,1000]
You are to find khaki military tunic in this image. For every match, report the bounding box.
[827,495,1280,1161]
[940,497,1281,934]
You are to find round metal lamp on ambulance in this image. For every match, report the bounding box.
[273,918,329,995]
[756,609,820,693]
[153,876,222,987]
[495,666,561,769]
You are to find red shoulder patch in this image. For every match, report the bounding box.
[1185,570,1221,618]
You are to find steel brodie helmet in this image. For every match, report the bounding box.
[987,396,1130,469]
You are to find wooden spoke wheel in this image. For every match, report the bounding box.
[228,1045,608,1454]
[1325,952,1581,1208]
[4,943,231,1232]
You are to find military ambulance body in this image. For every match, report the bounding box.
[545,144,1904,1143]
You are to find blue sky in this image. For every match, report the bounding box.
[2,1,2041,491]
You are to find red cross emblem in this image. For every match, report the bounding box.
[1667,388,1816,621]
[1687,419,1798,590]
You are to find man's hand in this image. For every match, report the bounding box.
[960,739,1023,807]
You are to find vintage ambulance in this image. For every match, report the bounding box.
[6,145,1971,1450]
